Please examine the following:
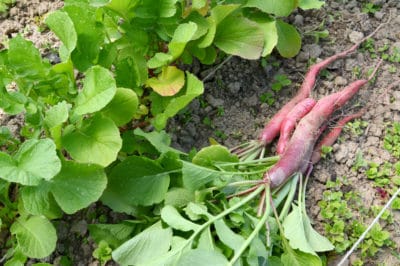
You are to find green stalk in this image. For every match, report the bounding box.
[228,185,271,266]
[278,174,299,221]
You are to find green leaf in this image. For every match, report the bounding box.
[8,36,48,80]
[192,144,238,168]
[105,156,170,206]
[112,222,172,265]
[276,19,301,58]
[147,53,173,69]
[89,223,135,249]
[133,128,184,154]
[299,0,325,10]
[165,188,194,208]
[0,139,61,186]
[20,185,62,219]
[62,115,122,167]
[146,66,185,96]
[135,0,178,18]
[44,101,70,129]
[302,209,335,253]
[177,249,229,266]
[74,65,117,115]
[161,205,200,232]
[101,87,138,126]
[246,0,297,17]
[11,216,57,259]
[281,243,322,266]
[45,10,77,61]
[50,160,107,214]
[182,161,221,191]
[168,22,198,60]
[214,219,246,253]
[198,227,215,251]
[152,72,204,130]
[214,15,264,60]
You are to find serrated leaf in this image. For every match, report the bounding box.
[168,22,198,60]
[177,249,228,266]
[74,65,116,115]
[62,115,122,167]
[105,156,170,206]
[146,66,185,96]
[276,19,301,58]
[0,139,61,186]
[214,219,245,253]
[214,15,264,60]
[101,87,138,126]
[11,216,57,259]
[45,10,77,61]
[299,0,325,10]
[152,72,204,130]
[161,205,200,232]
[112,222,172,265]
[50,160,107,214]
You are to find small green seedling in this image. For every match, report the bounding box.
[271,74,291,92]
[362,2,381,15]
[259,92,276,106]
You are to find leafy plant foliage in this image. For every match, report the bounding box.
[0,0,325,263]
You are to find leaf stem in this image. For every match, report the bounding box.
[228,185,271,266]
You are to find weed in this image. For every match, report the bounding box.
[259,91,276,106]
[384,122,400,158]
[271,74,292,92]
[362,2,381,15]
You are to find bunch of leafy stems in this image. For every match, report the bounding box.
[226,23,386,225]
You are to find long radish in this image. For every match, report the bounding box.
[311,110,365,164]
[276,98,316,155]
[263,60,382,188]
[258,24,385,145]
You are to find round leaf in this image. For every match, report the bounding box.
[62,115,122,167]
[74,65,117,115]
[0,139,61,186]
[50,160,107,214]
[246,0,297,17]
[146,66,185,96]
[11,216,57,259]
[276,19,301,58]
[101,88,139,126]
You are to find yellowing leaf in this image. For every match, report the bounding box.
[146,66,185,96]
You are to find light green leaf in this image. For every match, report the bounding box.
[147,52,173,69]
[44,101,70,129]
[276,19,301,58]
[134,128,184,154]
[105,156,170,206]
[146,66,185,96]
[251,18,278,57]
[281,242,322,266]
[182,161,221,191]
[20,185,62,219]
[214,219,245,253]
[50,160,107,214]
[192,144,238,168]
[247,237,269,266]
[198,227,215,251]
[135,0,178,18]
[152,72,204,130]
[168,22,198,60]
[165,188,194,208]
[246,0,297,17]
[106,0,138,19]
[184,202,212,221]
[0,139,61,186]
[112,222,172,265]
[302,211,335,252]
[11,216,57,259]
[101,87,138,126]
[177,249,228,266]
[161,205,200,232]
[8,36,48,80]
[214,15,264,60]
[62,115,122,167]
[299,0,325,10]
[74,65,116,115]
[88,223,134,249]
[45,10,77,61]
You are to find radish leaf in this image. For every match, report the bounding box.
[101,87,138,126]
[177,249,229,266]
[276,19,301,58]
